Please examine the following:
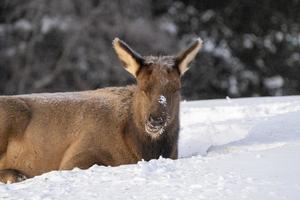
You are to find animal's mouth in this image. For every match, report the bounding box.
[145,121,165,136]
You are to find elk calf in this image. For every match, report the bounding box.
[0,37,202,183]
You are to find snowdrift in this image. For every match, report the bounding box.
[1,96,300,200]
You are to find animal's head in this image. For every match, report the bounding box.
[113,37,202,137]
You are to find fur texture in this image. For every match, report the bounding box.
[0,38,202,183]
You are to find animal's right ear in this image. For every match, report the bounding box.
[113,38,144,77]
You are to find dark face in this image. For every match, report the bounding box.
[113,37,202,137]
[136,57,181,136]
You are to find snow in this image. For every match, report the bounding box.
[41,16,71,33]
[243,34,255,49]
[1,96,300,199]
[159,21,177,34]
[158,95,167,106]
[201,10,215,22]
[263,76,284,90]
[203,39,232,59]
[14,19,32,32]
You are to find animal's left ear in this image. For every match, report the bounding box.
[176,38,203,76]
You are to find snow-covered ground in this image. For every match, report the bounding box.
[1,96,300,200]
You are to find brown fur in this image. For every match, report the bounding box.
[0,38,202,183]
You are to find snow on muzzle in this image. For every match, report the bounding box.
[145,95,169,136]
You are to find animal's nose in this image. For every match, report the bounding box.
[148,115,165,127]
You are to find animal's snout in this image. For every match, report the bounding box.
[148,115,165,127]
[145,114,168,135]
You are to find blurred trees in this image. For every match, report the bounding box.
[0,0,299,99]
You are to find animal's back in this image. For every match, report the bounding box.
[0,86,136,176]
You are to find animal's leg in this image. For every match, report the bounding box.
[59,140,101,170]
[59,137,107,170]
[0,169,27,184]
[170,146,178,159]
[0,99,31,163]
[59,151,99,170]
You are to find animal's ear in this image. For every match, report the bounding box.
[113,38,144,77]
[176,38,203,76]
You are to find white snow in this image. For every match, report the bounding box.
[158,95,167,106]
[159,21,177,34]
[1,96,300,200]
[203,39,232,59]
[14,19,32,32]
[41,16,71,33]
[263,76,284,90]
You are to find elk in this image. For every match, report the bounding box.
[0,37,202,183]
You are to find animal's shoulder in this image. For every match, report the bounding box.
[83,86,136,119]
[83,85,136,105]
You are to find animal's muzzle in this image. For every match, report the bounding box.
[148,115,165,127]
[145,115,167,135]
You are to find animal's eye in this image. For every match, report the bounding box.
[171,85,181,91]
[174,89,181,94]
[171,87,181,94]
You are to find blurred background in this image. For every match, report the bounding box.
[0,0,299,100]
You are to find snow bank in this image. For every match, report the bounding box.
[1,96,300,200]
[179,96,300,157]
